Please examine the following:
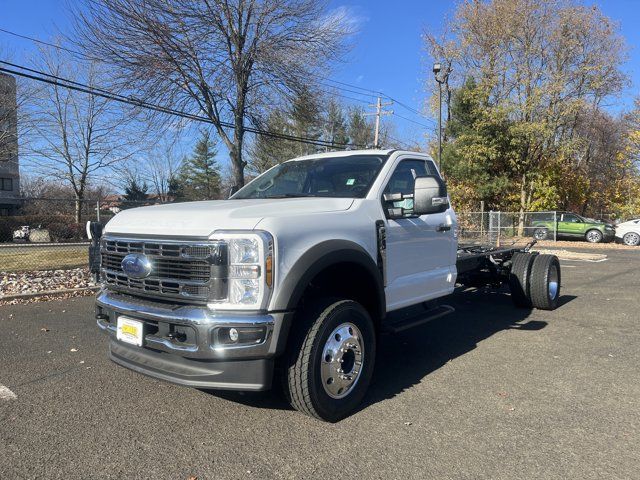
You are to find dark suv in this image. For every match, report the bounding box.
[531,212,615,243]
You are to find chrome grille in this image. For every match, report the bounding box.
[100,237,224,303]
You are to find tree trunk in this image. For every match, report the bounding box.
[75,195,82,224]
[517,173,527,237]
[229,146,245,189]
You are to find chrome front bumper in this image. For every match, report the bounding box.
[95,290,292,390]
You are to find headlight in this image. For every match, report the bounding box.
[207,231,274,311]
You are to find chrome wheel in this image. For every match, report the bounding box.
[533,228,547,240]
[586,230,602,243]
[548,264,559,300]
[623,232,640,246]
[321,322,364,399]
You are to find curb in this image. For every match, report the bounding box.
[0,242,90,249]
[0,286,99,301]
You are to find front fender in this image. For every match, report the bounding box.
[270,239,385,316]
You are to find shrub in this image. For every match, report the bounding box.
[0,215,87,243]
[0,219,15,242]
[47,222,86,242]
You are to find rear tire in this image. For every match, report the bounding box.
[509,252,536,308]
[585,229,603,243]
[283,298,376,422]
[622,232,640,246]
[529,254,561,310]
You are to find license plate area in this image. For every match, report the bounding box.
[116,316,144,347]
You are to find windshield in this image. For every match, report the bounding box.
[232,155,387,199]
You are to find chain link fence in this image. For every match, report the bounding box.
[457,211,558,246]
[0,197,620,297]
[0,197,172,298]
[456,210,617,246]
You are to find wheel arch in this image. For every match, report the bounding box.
[585,227,604,235]
[271,240,385,323]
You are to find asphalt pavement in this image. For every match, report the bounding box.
[1,250,638,479]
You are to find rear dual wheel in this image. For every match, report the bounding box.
[509,253,561,310]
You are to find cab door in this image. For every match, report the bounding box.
[559,213,583,236]
[381,157,457,311]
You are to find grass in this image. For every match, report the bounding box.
[0,245,88,272]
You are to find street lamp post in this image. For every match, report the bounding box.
[433,62,443,175]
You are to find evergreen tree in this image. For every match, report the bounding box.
[177,130,221,200]
[249,111,291,173]
[440,77,519,211]
[248,88,323,173]
[348,107,374,148]
[121,177,149,209]
[324,99,349,149]
[289,86,322,157]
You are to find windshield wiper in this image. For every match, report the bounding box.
[264,193,317,198]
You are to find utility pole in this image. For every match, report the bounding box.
[366,96,393,148]
[433,62,451,175]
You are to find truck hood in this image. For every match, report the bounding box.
[104,197,355,238]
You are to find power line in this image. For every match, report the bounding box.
[0,27,429,118]
[319,75,433,122]
[0,60,367,150]
[385,135,413,150]
[319,76,383,96]
[391,112,434,129]
[0,26,436,137]
[0,27,86,58]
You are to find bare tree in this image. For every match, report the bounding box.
[73,0,354,188]
[145,142,183,202]
[25,47,141,223]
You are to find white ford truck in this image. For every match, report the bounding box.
[90,150,560,421]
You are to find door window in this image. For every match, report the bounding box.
[562,214,581,223]
[383,159,439,212]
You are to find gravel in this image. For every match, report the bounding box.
[535,239,639,250]
[0,268,97,305]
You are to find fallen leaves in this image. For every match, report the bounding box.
[0,267,97,305]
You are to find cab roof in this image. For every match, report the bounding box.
[285,149,430,162]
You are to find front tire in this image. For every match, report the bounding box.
[284,298,376,422]
[622,232,640,246]
[533,228,548,240]
[585,229,603,243]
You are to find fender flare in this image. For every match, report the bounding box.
[271,240,385,318]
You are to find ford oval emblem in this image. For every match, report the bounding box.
[121,253,153,279]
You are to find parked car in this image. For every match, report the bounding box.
[531,212,615,243]
[12,225,31,243]
[615,218,640,246]
[90,149,561,422]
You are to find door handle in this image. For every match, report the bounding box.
[436,224,451,232]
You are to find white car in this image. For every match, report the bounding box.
[616,219,640,246]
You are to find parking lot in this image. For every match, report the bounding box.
[1,249,638,479]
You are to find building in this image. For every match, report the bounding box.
[0,73,20,216]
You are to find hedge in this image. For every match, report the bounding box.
[0,215,88,243]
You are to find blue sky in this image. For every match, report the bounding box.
[2,0,640,148]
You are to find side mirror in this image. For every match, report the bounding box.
[413,175,449,215]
